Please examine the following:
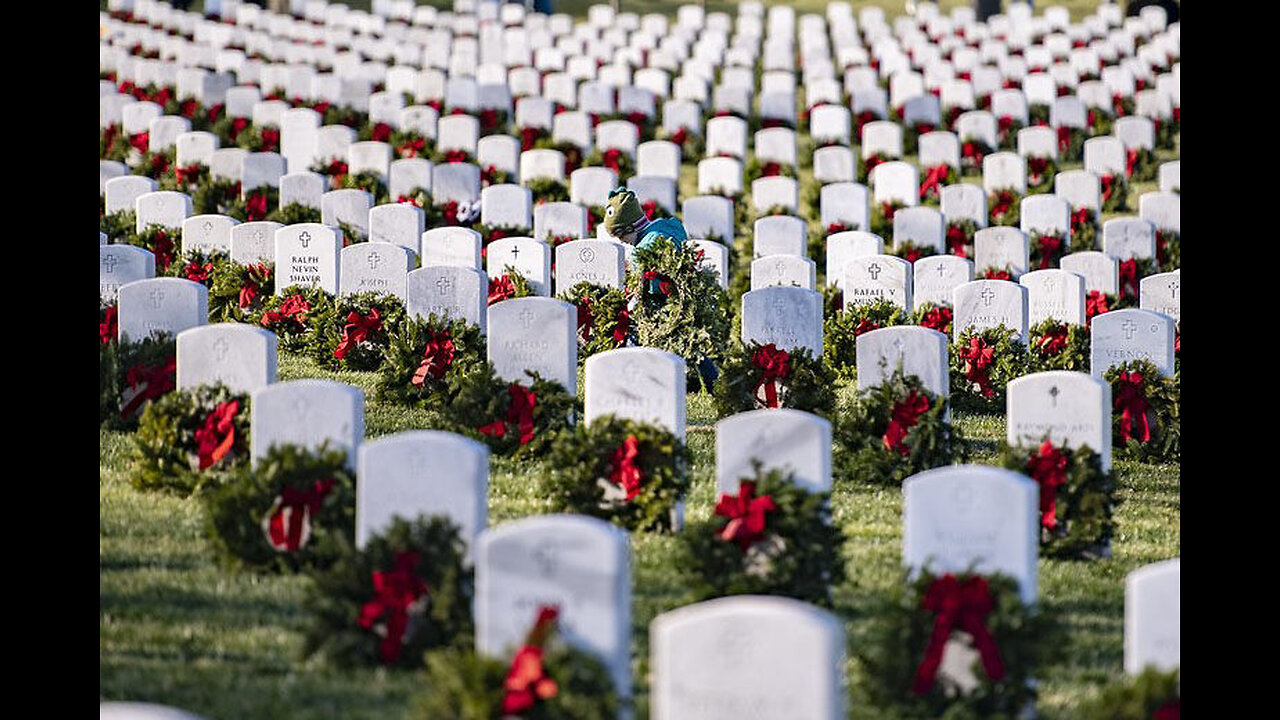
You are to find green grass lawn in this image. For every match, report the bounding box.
[101,351,1179,718]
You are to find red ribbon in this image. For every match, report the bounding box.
[608,434,643,500]
[918,305,953,334]
[239,264,271,309]
[946,225,969,258]
[761,161,782,177]
[357,551,429,665]
[1085,290,1109,322]
[1125,148,1139,179]
[1155,230,1171,268]
[714,480,777,550]
[174,164,203,186]
[865,153,885,175]
[245,190,268,221]
[602,148,623,172]
[1113,371,1152,444]
[1153,701,1180,720]
[958,336,995,398]
[502,607,560,713]
[371,122,392,142]
[412,331,455,387]
[1100,174,1115,205]
[477,384,537,444]
[482,164,502,186]
[883,390,930,455]
[261,294,311,328]
[826,222,850,236]
[1070,207,1093,234]
[1118,259,1139,302]
[912,574,1006,695]
[479,108,500,131]
[982,268,1012,281]
[266,479,335,552]
[642,199,659,220]
[752,343,791,408]
[1027,156,1049,185]
[334,307,383,361]
[612,308,630,346]
[488,275,516,305]
[1025,440,1068,529]
[1034,235,1063,269]
[1035,322,1069,356]
[194,400,239,470]
[442,200,460,225]
[919,163,951,201]
[519,126,542,152]
[396,138,426,158]
[129,131,150,153]
[100,305,118,345]
[120,356,176,418]
[990,190,1015,222]
[443,149,469,164]
[576,296,593,339]
[670,127,688,147]
[228,117,249,141]
[1056,126,1073,154]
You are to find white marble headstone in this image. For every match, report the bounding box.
[176,323,277,396]
[406,265,489,333]
[1089,308,1176,378]
[117,277,209,344]
[250,379,363,470]
[585,347,687,440]
[487,297,578,393]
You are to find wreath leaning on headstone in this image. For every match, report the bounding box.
[1026,318,1090,373]
[208,260,275,323]
[950,326,1028,412]
[105,330,177,431]
[301,515,473,670]
[557,282,631,361]
[307,291,407,372]
[257,285,336,354]
[131,383,251,495]
[376,314,487,410]
[711,342,838,418]
[201,442,355,573]
[1104,359,1180,463]
[542,416,690,533]
[996,440,1116,559]
[676,464,846,608]
[832,369,964,487]
[447,369,578,459]
[857,567,1062,720]
[410,604,620,720]
[1079,667,1181,720]
[823,298,909,382]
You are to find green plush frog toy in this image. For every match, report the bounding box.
[601,187,687,250]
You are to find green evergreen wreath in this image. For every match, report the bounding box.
[557,282,630,360]
[448,369,578,459]
[201,442,355,573]
[1026,156,1057,195]
[308,292,407,371]
[209,261,275,323]
[191,177,242,216]
[257,285,336,354]
[524,177,570,203]
[995,440,1115,558]
[173,247,231,285]
[858,567,1061,720]
[711,342,838,418]
[628,238,730,388]
[832,369,962,487]
[891,241,938,265]
[122,224,182,274]
[376,314,487,409]
[1104,359,1180,463]
[1026,319,1090,373]
[334,171,389,203]
[1028,230,1068,270]
[988,189,1022,227]
[583,148,634,179]
[107,333,178,430]
[132,383,251,495]
[489,266,535,305]
[950,326,1027,412]
[410,609,620,720]
[913,302,954,336]
[870,200,906,240]
[542,416,691,533]
[945,218,978,258]
[824,298,908,381]
[1155,230,1180,272]
[301,515,473,669]
[266,202,324,225]
[1068,209,1098,252]
[226,186,281,223]
[1080,667,1180,720]
[745,156,798,183]
[100,210,137,244]
[676,464,845,607]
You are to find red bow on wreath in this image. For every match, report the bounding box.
[945,225,969,258]
[1113,371,1152,444]
[670,127,688,147]
[714,480,777,551]
[120,356,177,418]
[174,164,203,186]
[1125,148,1139,179]
[239,264,271,309]
[827,222,850,236]
[371,122,393,142]
[1118,259,1139,302]
[520,126,541,152]
[488,275,516,305]
[1099,174,1116,205]
[1070,207,1093,233]
[642,199,659,220]
[1085,290,1109,322]
[184,260,214,285]
[919,305,953,334]
[477,384,537,445]
[1025,440,1068,529]
[265,478,335,552]
[752,343,791,408]
[333,307,383,361]
[194,400,239,470]
[149,229,175,273]
[358,551,429,665]
[958,336,995,398]
[608,434,643,500]
[989,191,1014,222]
[1034,235,1062,269]
[576,295,593,338]
[262,294,311,327]
[100,305,118,345]
[1035,323,1069,356]
[919,163,951,201]
[396,138,426,158]
[612,308,630,346]
[761,161,782,177]
[883,390,930,455]
[502,606,561,714]
[602,148,623,172]
[245,190,268,222]
[1056,126,1073,154]
[129,132,150,153]
[912,574,1007,695]
[411,330,455,387]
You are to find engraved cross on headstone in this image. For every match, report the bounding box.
[980,286,996,306]
[1049,385,1059,407]
[1167,279,1178,299]
[436,275,453,294]
[1122,319,1137,339]
[202,220,213,238]
[936,262,946,278]
[622,360,643,384]
[213,337,230,362]
[102,255,119,273]
[149,288,166,308]
[299,230,312,248]
[519,308,536,328]
[868,262,882,280]
[367,251,381,269]
[510,244,521,260]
